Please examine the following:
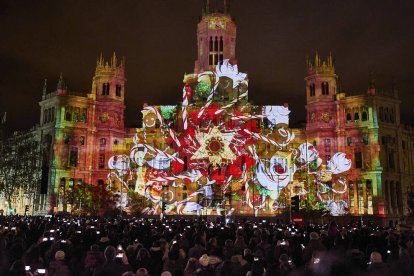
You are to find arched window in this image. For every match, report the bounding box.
[362,111,368,121]
[51,107,55,122]
[102,83,110,95]
[115,85,122,97]
[114,139,119,146]
[346,113,352,122]
[214,36,218,51]
[354,112,360,121]
[209,37,213,51]
[322,82,329,95]
[65,110,71,121]
[309,83,315,97]
[219,36,223,51]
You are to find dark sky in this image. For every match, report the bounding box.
[1,0,413,130]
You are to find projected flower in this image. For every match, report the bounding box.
[192,127,236,166]
[328,152,352,174]
[216,59,247,88]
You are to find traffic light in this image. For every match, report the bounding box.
[291,195,300,213]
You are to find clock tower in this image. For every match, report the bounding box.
[195,0,236,73]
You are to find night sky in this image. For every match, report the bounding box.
[1,0,413,130]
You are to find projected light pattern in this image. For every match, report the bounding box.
[108,60,353,216]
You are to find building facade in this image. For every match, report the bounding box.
[37,54,130,213]
[4,1,412,220]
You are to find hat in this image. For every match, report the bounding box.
[150,241,161,251]
[310,232,320,240]
[199,254,209,267]
[208,255,222,265]
[99,237,110,243]
[370,252,382,264]
[55,250,65,261]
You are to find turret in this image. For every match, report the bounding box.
[305,52,338,104]
[91,52,126,102]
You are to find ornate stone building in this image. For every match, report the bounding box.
[19,0,414,221]
[37,54,130,212]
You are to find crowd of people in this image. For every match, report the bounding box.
[0,215,413,275]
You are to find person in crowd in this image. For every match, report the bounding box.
[84,244,105,275]
[0,216,414,276]
[93,245,132,276]
[48,250,70,276]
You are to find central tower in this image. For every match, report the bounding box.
[194,0,237,73]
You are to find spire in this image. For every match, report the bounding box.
[57,73,67,91]
[43,78,47,96]
[111,51,117,67]
[367,71,376,96]
[369,71,375,89]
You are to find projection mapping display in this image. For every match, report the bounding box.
[108,60,352,216]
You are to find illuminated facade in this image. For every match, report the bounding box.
[37,54,130,213]
[23,1,414,219]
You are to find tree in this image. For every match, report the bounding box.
[0,130,41,212]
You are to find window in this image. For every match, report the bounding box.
[362,111,368,121]
[381,136,386,145]
[390,109,395,123]
[363,135,369,145]
[98,179,104,186]
[80,108,87,123]
[69,147,78,167]
[214,36,218,51]
[219,54,223,64]
[99,154,105,169]
[346,113,352,122]
[347,137,352,146]
[116,85,122,97]
[220,36,223,51]
[389,152,395,169]
[114,139,119,146]
[354,112,360,121]
[51,107,55,122]
[357,180,364,214]
[379,107,384,121]
[209,54,213,65]
[80,136,85,146]
[349,180,355,209]
[324,139,331,154]
[65,110,72,121]
[102,83,110,95]
[355,152,362,169]
[309,84,315,97]
[209,37,213,51]
[64,134,71,145]
[100,138,106,146]
[321,82,329,95]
